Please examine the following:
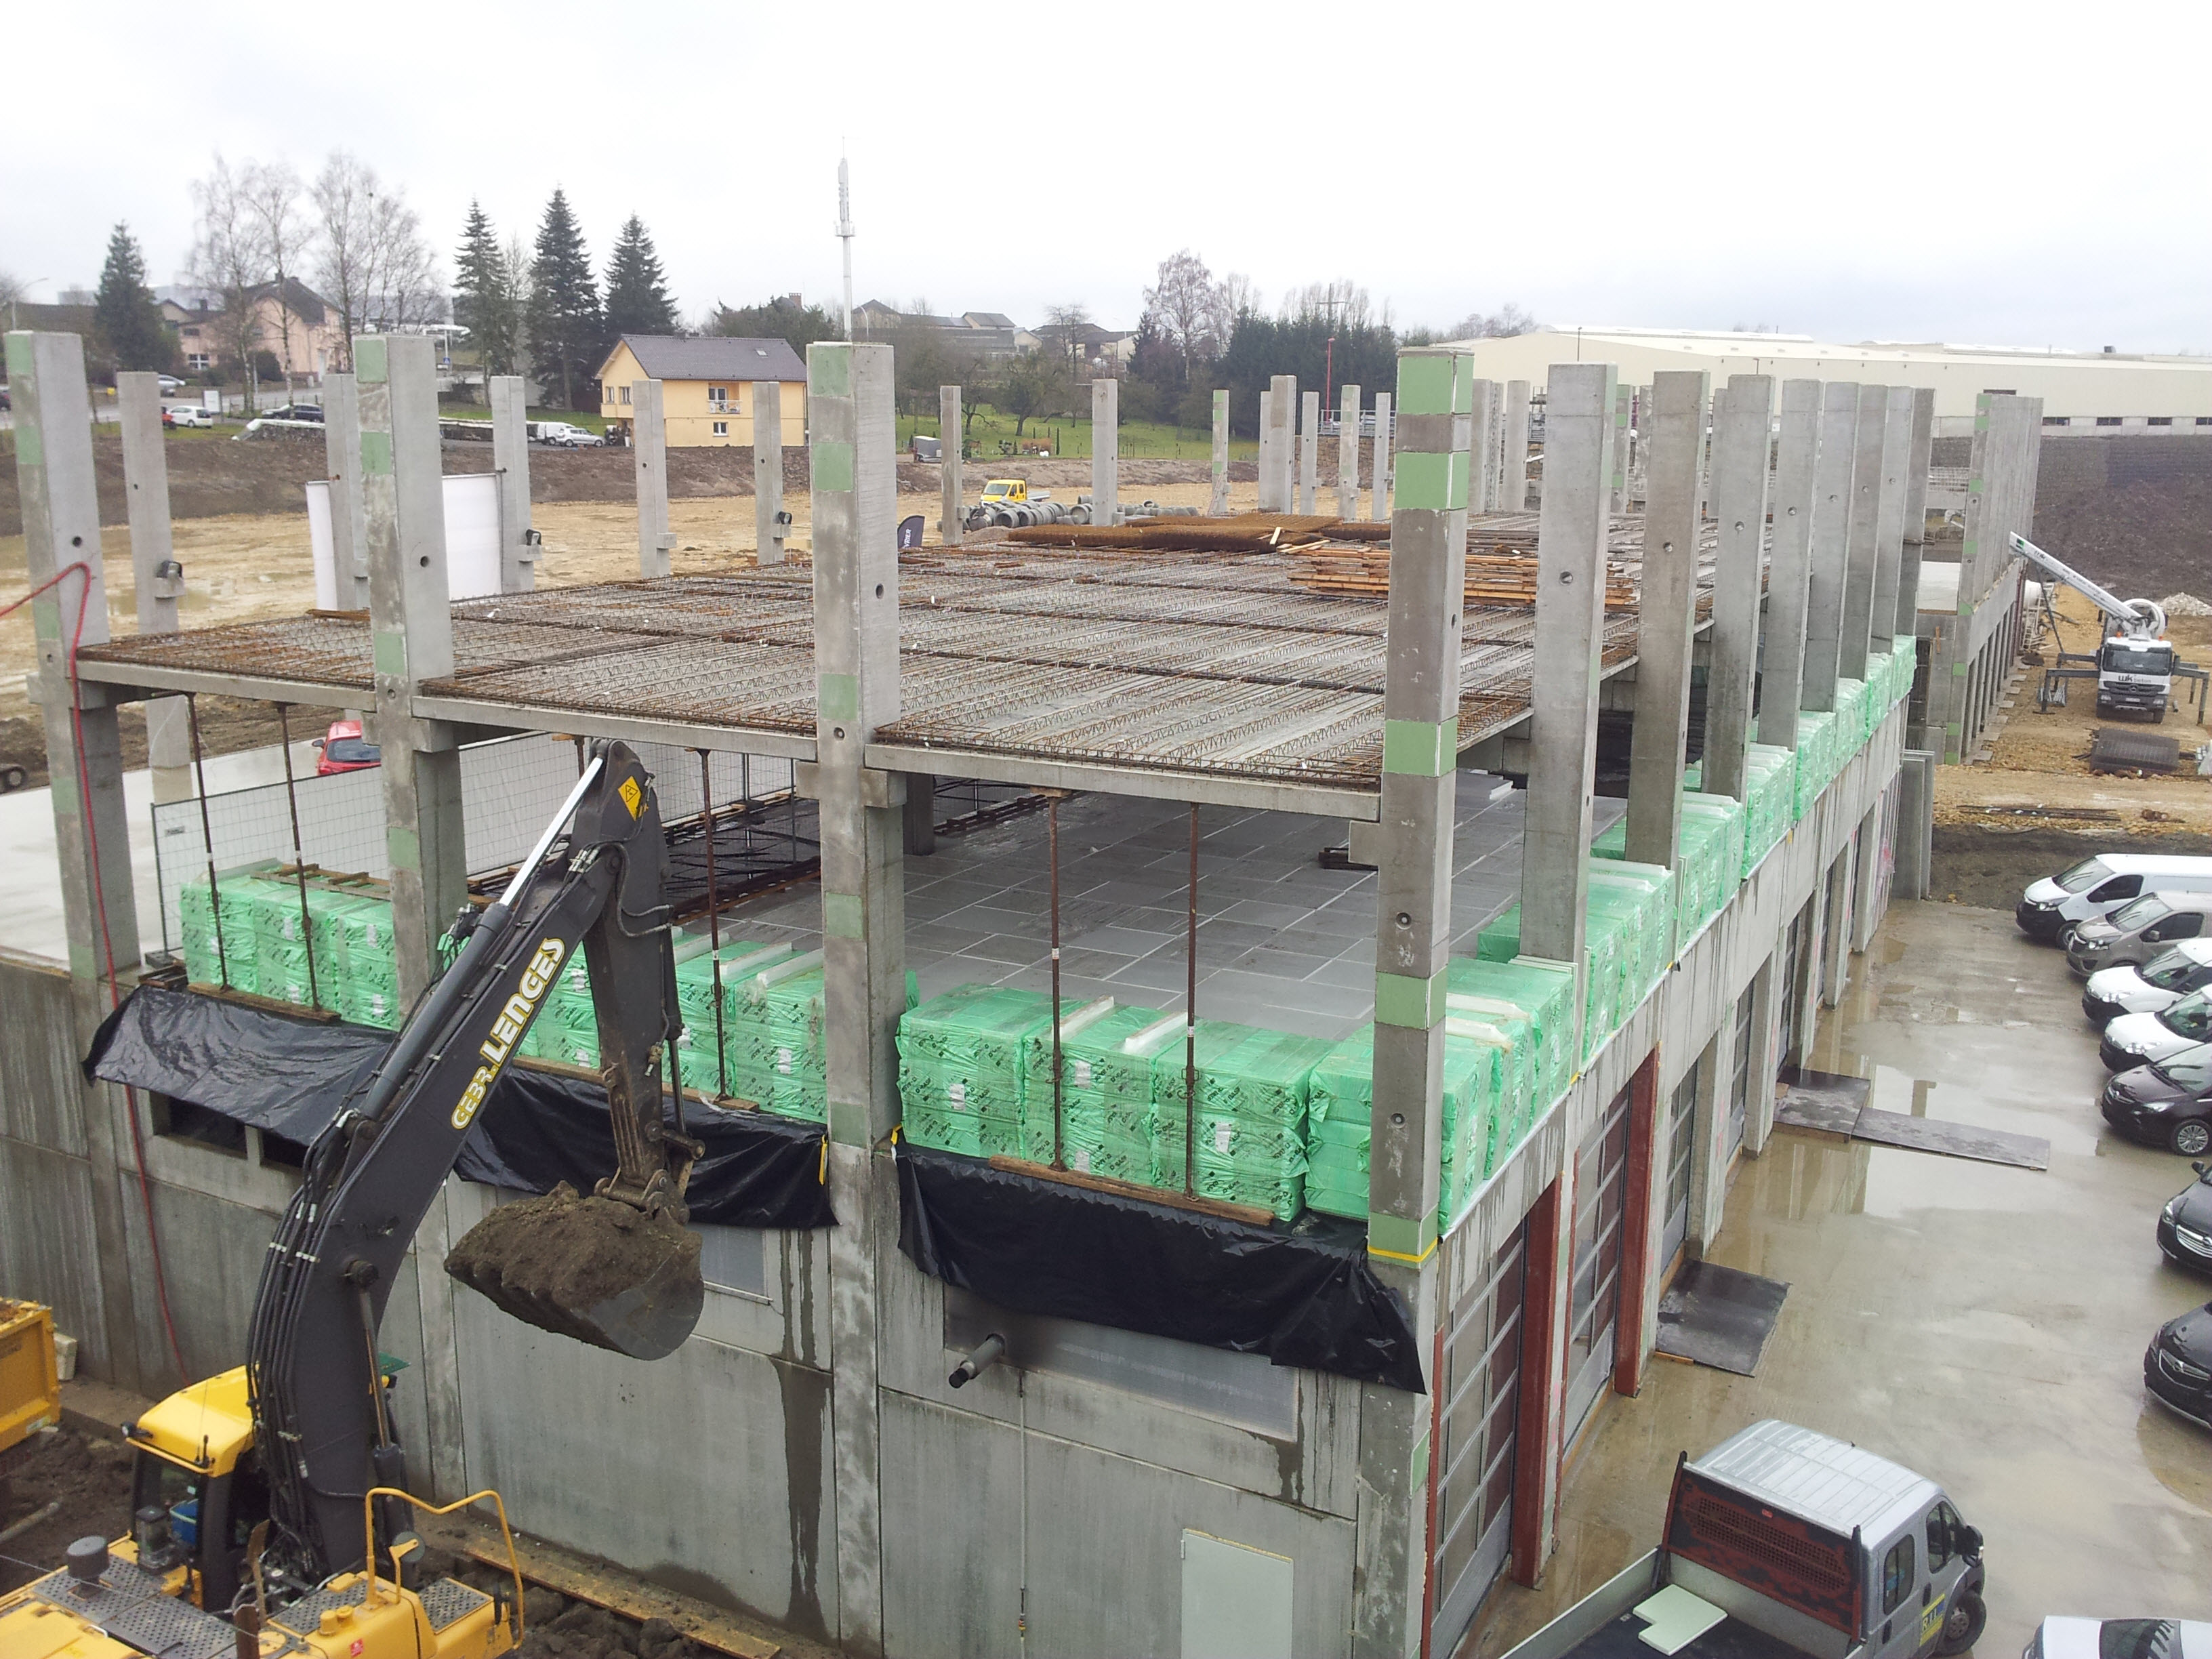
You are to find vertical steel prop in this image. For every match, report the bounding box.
[274,703,320,1011]
[185,694,228,989]
[1048,793,1064,1170]
[1184,803,1200,1197]
[699,750,728,1099]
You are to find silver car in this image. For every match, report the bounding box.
[2067,893,2212,979]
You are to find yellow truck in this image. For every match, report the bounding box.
[0,1298,60,1456]
[978,478,1029,507]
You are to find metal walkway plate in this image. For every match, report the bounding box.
[1656,1261,1790,1376]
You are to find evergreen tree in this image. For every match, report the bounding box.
[602,214,678,338]
[527,188,602,409]
[453,201,516,375]
[94,222,173,375]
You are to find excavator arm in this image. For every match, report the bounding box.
[246,741,705,1592]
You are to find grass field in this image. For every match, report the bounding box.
[438,401,613,434]
[895,403,1258,462]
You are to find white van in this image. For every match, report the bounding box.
[2085,939,2212,1025]
[2018,854,2212,945]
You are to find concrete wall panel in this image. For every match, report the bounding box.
[0,1139,106,1371]
[0,953,88,1157]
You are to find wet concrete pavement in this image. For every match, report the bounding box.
[1466,901,2212,1658]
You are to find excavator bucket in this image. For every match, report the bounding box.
[445,1184,703,1360]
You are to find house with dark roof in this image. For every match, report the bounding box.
[594,335,809,448]
[849,302,1039,361]
[155,279,346,379]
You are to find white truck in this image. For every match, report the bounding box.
[2013,533,2179,719]
[1501,1421,1986,1659]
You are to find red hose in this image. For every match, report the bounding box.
[3,563,189,1382]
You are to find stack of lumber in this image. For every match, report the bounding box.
[1287,546,1639,609]
[1003,514,1338,555]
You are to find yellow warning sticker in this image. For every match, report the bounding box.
[619,777,644,819]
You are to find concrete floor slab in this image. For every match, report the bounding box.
[1463,902,2212,1659]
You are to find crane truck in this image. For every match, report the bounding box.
[0,742,708,1659]
[2010,531,2179,719]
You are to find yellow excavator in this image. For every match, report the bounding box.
[2,743,707,1659]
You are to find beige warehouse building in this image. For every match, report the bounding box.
[1452,326,2212,433]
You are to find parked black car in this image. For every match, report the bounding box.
[2100,1045,2212,1156]
[2144,1302,2212,1428]
[2159,1162,2212,1273]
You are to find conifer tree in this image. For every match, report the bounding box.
[602,214,678,338]
[94,222,173,374]
[527,188,602,409]
[453,201,516,375]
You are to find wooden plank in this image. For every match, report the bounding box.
[426,1512,796,1659]
[985,1153,1277,1227]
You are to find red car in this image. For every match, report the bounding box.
[314,720,382,775]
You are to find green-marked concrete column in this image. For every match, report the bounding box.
[1353,344,1470,1659]
[359,332,464,1006]
[1896,388,1936,640]
[1839,384,1888,682]
[1801,382,1862,714]
[808,339,902,1659]
[358,331,469,1501]
[9,329,149,1389]
[1523,363,1618,1060]
[1702,375,1775,800]
[1757,381,1824,752]
[1370,390,1393,522]
[1625,370,1709,869]
[1870,387,1915,649]
[1208,388,1231,516]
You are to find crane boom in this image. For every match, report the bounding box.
[2009,533,2167,640]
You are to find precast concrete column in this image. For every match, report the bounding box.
[1370,390,1393,520]
[937,384,962,547]
[118,372,191,803]
[1801,382,1862,712]
[1264,374,1296,511]
[1896,751,1934,900]
[807,341,905,1659]
[1933,396,1997,763]
[1702,375,1775,799]
[1624,370,1709,870]
[1522,362,1617,1059]
[1609,384,1633,514]
[1336,382,1361,520]
[1467,378,1497,525]
[1897,388,1936,638]
[1741,953,1783,1157]
[634,377,672,577]
[1091,375,1118,527]
[9,329,148,1389]
[1820,842,1855,1010]
[754,380,787,565]
[1839,385,1887,681]
[1503,380,1532,509]
[1490,386,1509,511]
[1353,346,1469,1659]
[1298,388,1321,514]
[1208,388,1231,515]
[1870,386,1915,649]
[323,373,370,610]
[1757,380,1824,750]
[489,375,534,592]
[354,331,469,1498]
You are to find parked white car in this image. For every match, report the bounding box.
[165,405,215,428]
[2103,988,2212,1071]
[2025,1619,2211,1659]
[534,422,601,448]
[2084,941,2212,1025]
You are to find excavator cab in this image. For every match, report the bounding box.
[120,1368,266,1612]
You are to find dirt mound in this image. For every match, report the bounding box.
[2030,436,2212,600]
[445,1183,703,1358]
[1929,823,2212,912]
[0,1427,137,1593]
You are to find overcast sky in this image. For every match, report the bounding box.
[9,0,2209,352]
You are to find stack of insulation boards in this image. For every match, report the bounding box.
[1684,750,1798,879]
[1592,792,1746,943]
[1477,861,1675,1063]
[1793,708,1841,820]
[1305,1025,1500,1230]
[180,865,409,1029]
[897,989,1333,1221]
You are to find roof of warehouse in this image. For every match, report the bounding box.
[599,334,808,384]
[1454,326,2212,373]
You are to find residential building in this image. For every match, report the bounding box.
[594,334,808,447]
[156,280,347,382]
[852,301,1040,361]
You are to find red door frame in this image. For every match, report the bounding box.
[1612,1048,1661,1397]
[1509,1175,1562,1587]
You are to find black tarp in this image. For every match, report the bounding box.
[895,1141,1425,1393]
[86,986,834,1230]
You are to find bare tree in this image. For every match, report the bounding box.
[1141,250,1231,377]
[1038,302,1092,373]
[1220,272,1261,321]
[1450,302,1536,339]
[313,152,445,370]
[503,233,536,394]
[241,160,305,396]
[1282,280,1373,329]
[365,193,442,333]
[190,155,271,413]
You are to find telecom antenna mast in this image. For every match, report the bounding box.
[837,155,855,342]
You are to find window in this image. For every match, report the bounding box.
[1881,1534,1916,1613]
[619,386,632,405]
[1926,1501,1961,1571]
[2147,916,2203,943]
[2099,1622,2184,1659]
[2043,416,2070,426]
[712,420,728,437]
[2150,416,2173,427]
[186,354,210,372]
[708,386,728,408]
[2110,896,2173,933]
[2097,416,2123,427]
[2055,858,2115,895]
[2197,417,2212,427]
[2090,874,2144,903]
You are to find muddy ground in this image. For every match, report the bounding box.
[1929,823,2212,912]
[0,1425,136,1594]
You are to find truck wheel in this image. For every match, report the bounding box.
[1936,1591,1986,1656]
[2172,1119,2212,1158]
